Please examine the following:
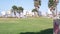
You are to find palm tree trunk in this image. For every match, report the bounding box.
[34,12,35,17]
[14,11,16,18]
[55,5,57,17]
[52,10,55,17]
[19,13,21,18]
[35,7,39,17]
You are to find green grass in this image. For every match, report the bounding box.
[0,17,53,34]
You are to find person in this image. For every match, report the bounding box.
[54,19,60,34]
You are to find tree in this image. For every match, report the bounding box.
[17,7,24,17]
[32,9,38,12]
[32,9,38,17]
[48,0,59,17]
[12,5,17,17]
[34,0,41,16]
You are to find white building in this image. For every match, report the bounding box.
[1,11,6,16]
[47,9,53,18]
[1,10,12,17]
[6,10,12,17]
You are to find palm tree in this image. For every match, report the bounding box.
[32,9,38,17]
[17,7,24,17]
[34,0,41,16]
[12,5,17,17]
[48,0,59,17]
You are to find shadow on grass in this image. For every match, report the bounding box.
[20,28,53,34]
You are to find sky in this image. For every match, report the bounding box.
[0,0,60,14]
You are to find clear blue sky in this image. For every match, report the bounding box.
[0,0,60,13]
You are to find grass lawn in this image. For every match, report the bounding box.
[0,17,53,34]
